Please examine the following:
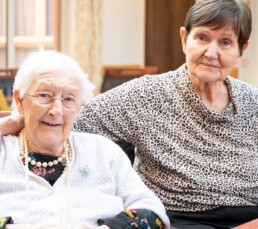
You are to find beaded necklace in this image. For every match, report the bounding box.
[22,150,66,169]
[18,128,72,227]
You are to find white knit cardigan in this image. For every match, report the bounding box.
[0,132,170,228]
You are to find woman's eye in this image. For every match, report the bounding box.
[221,39,232,46]
[64,97,75,103]
[38,92,52,98]
[197,34,208,41]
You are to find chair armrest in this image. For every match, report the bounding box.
[231,219,258,229]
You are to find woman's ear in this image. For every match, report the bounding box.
[13,90,24,114]
[242,41,249,52]
[180,27,187,54]
[239,41,249,57]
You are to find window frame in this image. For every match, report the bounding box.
[0,0,60,68]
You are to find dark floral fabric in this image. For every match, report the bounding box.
[104,209,163,229]
[22,152,65,186]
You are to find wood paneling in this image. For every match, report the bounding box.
[145,0,195,73]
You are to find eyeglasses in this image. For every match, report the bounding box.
[27,92,78,109]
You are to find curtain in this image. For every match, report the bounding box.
[61,0,104,95]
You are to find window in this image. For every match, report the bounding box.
[0,0,60,106]
[0,0,60,68]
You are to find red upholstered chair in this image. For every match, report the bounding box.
[232,219,258,229]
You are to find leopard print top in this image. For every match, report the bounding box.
[74,64,258,212]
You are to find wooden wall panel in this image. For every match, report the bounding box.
[145,0,195,73]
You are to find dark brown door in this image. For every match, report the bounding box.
[145,0,195,73]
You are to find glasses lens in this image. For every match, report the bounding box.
[35,92,53,104]
[62,97,77,108]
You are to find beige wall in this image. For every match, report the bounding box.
[102,0,258,86]
[102,0,145,66]
[62,0,257,84]
[239,0,258,86]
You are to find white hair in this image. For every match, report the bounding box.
[13,50,95,106]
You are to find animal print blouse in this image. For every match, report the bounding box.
[74,64,258,212]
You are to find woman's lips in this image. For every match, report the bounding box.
[42,121,62,126]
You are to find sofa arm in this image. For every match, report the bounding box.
[232,219,258,229]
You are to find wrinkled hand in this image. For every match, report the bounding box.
[6,224,110,229]
[0,111,11,118]
[0,129,2,144]
[6,224,70,229]
[38,225,71,229]
[0,111,24,140]
[75,223,110,229]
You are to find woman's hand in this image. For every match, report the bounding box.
[0,111,11,118]
[6,224,110,229]
[6,225,36,229]
[0,111,24,139]
[6,225,70,229]
[75,224,110,229]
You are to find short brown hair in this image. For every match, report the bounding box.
[184,0,252,55]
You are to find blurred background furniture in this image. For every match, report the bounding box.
[230,66,238,78]
[0,68,18,109]
[0,89,10,111]
[101,65,158,93]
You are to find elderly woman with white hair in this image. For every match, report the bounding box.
[0,51,170,229]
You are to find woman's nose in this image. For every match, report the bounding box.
[49,99,64,117]
[204,43,219,59]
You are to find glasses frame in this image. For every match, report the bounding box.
[26,92,79,110]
